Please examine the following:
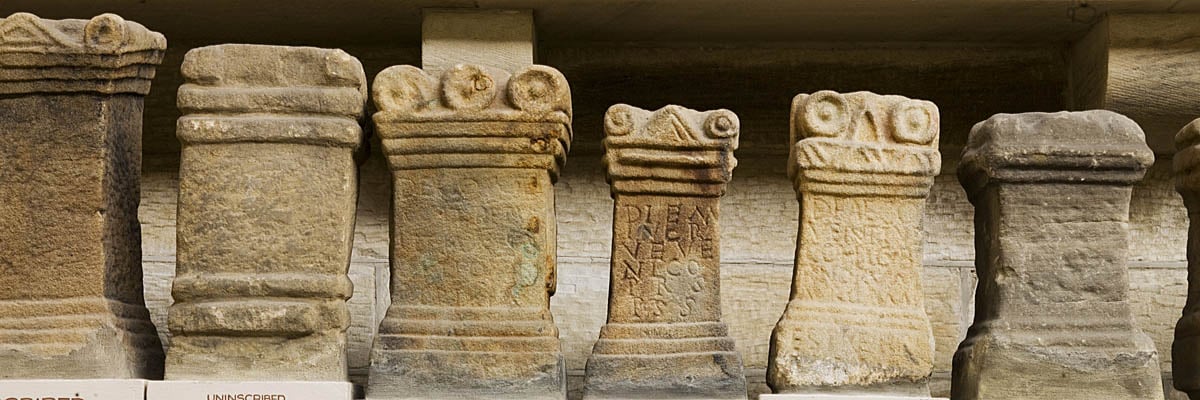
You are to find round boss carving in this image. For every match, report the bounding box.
[802,91,849,138]
[510,66,568,113]
[604,105,635,136]
[705,111,739,138]
[85,14,126,53]
[373,65,434,112]
[442,64,496,110]
[891,100,938,145]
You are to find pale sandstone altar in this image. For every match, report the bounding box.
[367,64,571,399]
[768,91,940,397]
[0,12,166,378]
[1170,117,1200,399]
[582,104,747,399]
[953,111,1163,400]
[166,44,365,380]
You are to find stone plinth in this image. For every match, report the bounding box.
[1173,117,1200,399]
[367,64,571,400]
[953,111,1163,400]
[582,105,747,399]
[0,12,166,378]
[167,44,366,380]
[768,91,940,396]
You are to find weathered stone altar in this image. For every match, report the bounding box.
[165,44,366,381]
[953,110,1163,400]
[766,91,941,398]
[366,63,571,399]
[0,12,166,379]
[582,104,746,399]
[1172,117,1200,400]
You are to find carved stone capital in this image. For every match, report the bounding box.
[176,44,367,149]
[372,64,572,180]
[789,91,941,197]
[0,13,166,94]
[959,110,1154,199]
[603,104,738,197]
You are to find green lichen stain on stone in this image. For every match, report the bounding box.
[419,253,442,284]
[508,230,541,300]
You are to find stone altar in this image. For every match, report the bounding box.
[166,44,366,381]
[582,104,747,399]
[0,12,166,379]
[366,63,571,399]
[952,110,1163,400]
[1171,117,1200,399]
[767,91,940,397]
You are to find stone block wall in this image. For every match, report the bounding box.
[136,43,1190,399]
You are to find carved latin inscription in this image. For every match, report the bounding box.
[612,200,717,323]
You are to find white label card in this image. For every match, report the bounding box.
[145,381,351,400]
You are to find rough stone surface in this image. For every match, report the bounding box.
[367,63,571,399]
[953,110,1163,400]
[768,91,941,396]
[0,12,166,379]
[582,105,747,399]
[166,44,366,381]
[1173,117,1200,399]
